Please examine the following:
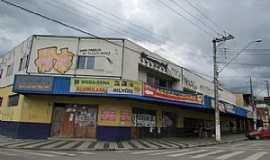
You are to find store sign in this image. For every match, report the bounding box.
[144,84,203,104]
[120,111,131,121]
[183,69,214,96]
[101,111,116,121]
[133,114,156,127]
[139,53,182,80]
[70,78,143,95]
[225,104,235,114]
[14,75,53,92]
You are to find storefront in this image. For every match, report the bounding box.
[51,103,97,138]
[0,75,250,140]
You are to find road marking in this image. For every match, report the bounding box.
[10,149,56,157]
[243,152,268,160]
[216,151,245,160]
[149,149,190,155]
[191,150,224,158]
[77,151,96,155]
[167,150,207,157]
[130,150,160,154]
[42,151,76,157]
[0,150,17,156]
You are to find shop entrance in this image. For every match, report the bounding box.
[161,112,177,137]
[132,108,156,139]
[51,103,97,138]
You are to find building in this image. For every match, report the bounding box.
[0,35,253,140]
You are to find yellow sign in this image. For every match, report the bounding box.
[70,78,143,95]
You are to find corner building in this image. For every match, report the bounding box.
[0,35,253,140]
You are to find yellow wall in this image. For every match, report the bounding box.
[0,87,234,128]
[0,86,24,122]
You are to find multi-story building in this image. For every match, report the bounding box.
[0,35,253,140]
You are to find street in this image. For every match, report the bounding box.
[1,140,270,160]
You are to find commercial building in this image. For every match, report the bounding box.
[0,35,253,140]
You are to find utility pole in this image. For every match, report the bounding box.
[250,77,257,130]
[213,34,234,142]
[265,80,269,97]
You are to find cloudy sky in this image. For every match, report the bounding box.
[1,0,270,96]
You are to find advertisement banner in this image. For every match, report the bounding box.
[100,111,117,121]
[70,78,143,95]
[143,84,203,104]
[14,75,54,92]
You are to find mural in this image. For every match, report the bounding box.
[34,47,74,74]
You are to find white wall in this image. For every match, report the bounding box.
[28,36,124,78]
[0,36,32,87]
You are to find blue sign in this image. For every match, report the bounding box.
[14,75,53,92]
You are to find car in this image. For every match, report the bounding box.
[247,127,270,140]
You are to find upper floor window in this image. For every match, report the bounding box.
[0,97,3,107]
[8,94,19,107]
[0,69,3,79]
[6,65,13,77]
[25,55,29,69]
[76,56,95,69]
[19,58,23,71]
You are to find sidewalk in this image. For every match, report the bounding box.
[0,134,247,151]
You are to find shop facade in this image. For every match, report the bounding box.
[0,35,253,140]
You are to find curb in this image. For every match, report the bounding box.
[0,138,248,152]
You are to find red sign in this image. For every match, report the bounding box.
[120,112,131,121]
[101,111,116,121]
[143,84,203,104]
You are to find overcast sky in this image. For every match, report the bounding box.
[1,0,270,96]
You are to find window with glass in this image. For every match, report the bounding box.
[77,56,95,69]
[18,58,23,71]
[0,97,3,107]
[8,94,19,107]
[0,69,3,79]
[6,65,13,77]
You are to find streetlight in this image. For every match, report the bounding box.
[213,38,262,142]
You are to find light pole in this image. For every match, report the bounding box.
[213,35,234,142]
[213,37,262,142]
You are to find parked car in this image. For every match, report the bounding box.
[247,127,270,140]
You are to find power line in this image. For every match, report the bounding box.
[218,48,270,51]
[45,0,157,43]
[74,0,170,42]
[156,0,215,37]
[169,0,220,35]
[1,0,214,82]
[183,0,226,32]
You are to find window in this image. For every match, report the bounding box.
[0,97,3,107]
[25,55,29,69]
[18,58,23,71]
[0,69,3,79]
[8,94,19,107]
[6,65,13,77]
[77,56,95,69]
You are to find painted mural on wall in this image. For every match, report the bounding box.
[34,47,74,74]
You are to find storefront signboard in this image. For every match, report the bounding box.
[225,104,235,114]
[14,75,54,92]
[101,111,116,121]
[70,78,143,95]
[143,84,203,104]
[133,114,156,127]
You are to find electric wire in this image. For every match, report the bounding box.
[156,0,215,37]
[74,0,170,42]
[183,0,226,32]
[44,0,157,43]
[1,0,216,84]
[169,0,220,35]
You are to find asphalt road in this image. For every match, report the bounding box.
[1,140,270,160]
